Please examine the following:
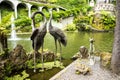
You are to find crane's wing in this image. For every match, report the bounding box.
[30,29,39,40]
[55,28,66,38]
[55,28,67,46]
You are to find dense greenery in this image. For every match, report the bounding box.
[15,16,32,32]
[0,13,12,33]
[56,0,87,9]
[100,11,115,30]
[0,0,117,79]
[0,0,116,33]
[73,11,116,31]
[65,23,77,31]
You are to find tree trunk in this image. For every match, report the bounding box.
[0,31,8,52]
[111,0,120,75]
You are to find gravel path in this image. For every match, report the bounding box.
[50,57,120,80]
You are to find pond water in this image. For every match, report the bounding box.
[8,31,114,80]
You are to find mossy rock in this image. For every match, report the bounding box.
[100,52,112,69]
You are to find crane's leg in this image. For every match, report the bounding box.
[41,44,44,71]
[54,39,57,65]
[34,50,36,72]
[59,41,62,66]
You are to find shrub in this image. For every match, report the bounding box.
[65,23,77,31]
[0,13,12,33]
[15,16,32,32]
[100,11,116,30]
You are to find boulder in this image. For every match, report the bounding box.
[0,44,28,79]
[9,44,27,67]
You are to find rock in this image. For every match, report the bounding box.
[71,52,81,60]
[43,51,55,62]
[79,46,89,59]
[100,52,112,69]
[28,51,41,60]
[0,44,28,79]
[9,44,27,67]
[0,59,10,78]
[71,46,89,60]
[28,51,55,62]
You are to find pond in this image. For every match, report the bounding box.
[8,31,114,80]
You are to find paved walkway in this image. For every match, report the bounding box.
[50,57,120,80]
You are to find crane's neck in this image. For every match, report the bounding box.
[31,11,47,30]
[40,14,47,30]
[49,10,53,30]
[43,15,47,26]
[32,16,36,31]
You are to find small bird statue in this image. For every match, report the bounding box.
[89,38,95,65]
[30,11,47,72]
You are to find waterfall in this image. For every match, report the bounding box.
[10,15,17,40]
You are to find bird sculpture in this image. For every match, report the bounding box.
[30,11,47,72]
[48,9,67,65]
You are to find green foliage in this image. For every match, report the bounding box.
[100,11,116,30]
[18,7,28,17]
[74,15,89,24]
[112,0,116,5]
[26,59,64,71]
[37,61,65,71]
[5,70,30,80]
[0,13,12,33]
[1,0,112,33]
[15,16,32,32]
[25,59,34,69]
[65,23,77,31]
[1,4,13,18]
[52,7,81,21]
[74,10,116,31]
[4,62,13,76]
[80,6,92,15]
[56,0,87,9]
[48,0,57,3]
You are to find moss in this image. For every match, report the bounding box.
[36,61,64,72]
[4,70,30,80]
[27,60,64,71]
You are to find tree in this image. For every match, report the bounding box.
[111,0,120,75]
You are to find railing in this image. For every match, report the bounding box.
[94,3,115,12]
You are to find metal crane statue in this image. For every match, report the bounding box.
[48,9,67,65]
[30,11,47,72]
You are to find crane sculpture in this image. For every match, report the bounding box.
[30,11,47,72]
[48,9,67,65]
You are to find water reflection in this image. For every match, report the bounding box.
[8,32,114,58]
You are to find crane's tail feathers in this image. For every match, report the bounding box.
[61,38,67,46]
